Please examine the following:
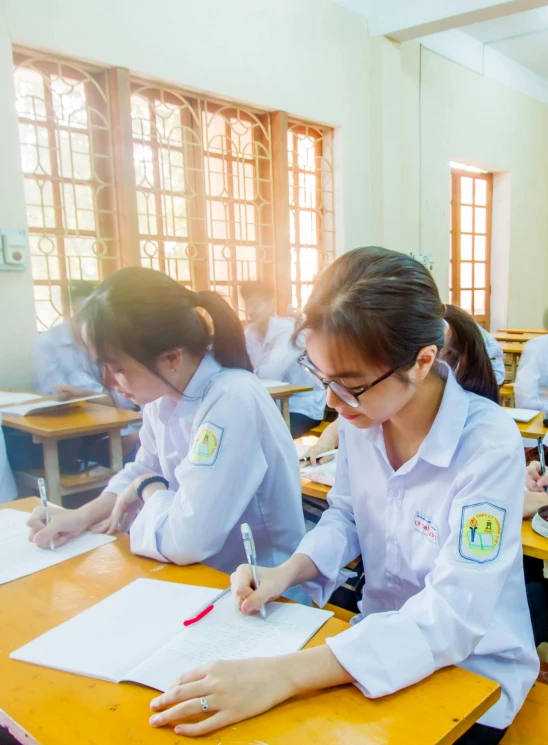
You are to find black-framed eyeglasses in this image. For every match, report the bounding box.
[298,352,400,409]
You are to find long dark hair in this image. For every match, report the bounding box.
[441,304,499,403]
[297,246,497,402]
[74,267,252,378]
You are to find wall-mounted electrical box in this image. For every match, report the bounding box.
[0,229,27,271]
[410,252,434,272]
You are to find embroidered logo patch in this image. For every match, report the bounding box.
[188,421,224,467]
[413,512,439,544]
[459,502,506,563]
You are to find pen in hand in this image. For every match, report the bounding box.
[537,437,548,494]
[241,522,266,619]
[37,478,55,551]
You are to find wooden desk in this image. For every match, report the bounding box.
[522,519,548,561]
[266,383,313,428]
[0,498,500,745]
[499,329,547,335]
[301,476,330,500]
[493,333,539,344]
[2,403,142,506]
[516,412,547,440]
[501,343,523,382]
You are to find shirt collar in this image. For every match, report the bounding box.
[355,363,469,470]
[157,353,223,425]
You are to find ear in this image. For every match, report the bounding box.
[156,348,184,372]
[412,345,438,383]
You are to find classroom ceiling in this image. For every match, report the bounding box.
[463,6,548,79]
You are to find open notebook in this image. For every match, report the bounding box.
[301,455,338,487]
[0,509,116,585]
[11,578,333,691]
[0,393,104,416]
[0,391,43,407]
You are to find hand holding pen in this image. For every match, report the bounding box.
[537,437,548,494]
[241,522,266,619]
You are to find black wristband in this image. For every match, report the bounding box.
[136,476,169,502]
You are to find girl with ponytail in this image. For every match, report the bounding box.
[27,267,306,582]
[150,247,537,742]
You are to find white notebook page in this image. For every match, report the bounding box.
[12,578,333,691]
[0,509,116,585]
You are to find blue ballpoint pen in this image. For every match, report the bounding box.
[241,522,266,619]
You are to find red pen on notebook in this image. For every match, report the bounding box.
[183,587,231,627]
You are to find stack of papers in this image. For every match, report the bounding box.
[11,578,333,691]
[0,509,116,585]
[301,454,337,487]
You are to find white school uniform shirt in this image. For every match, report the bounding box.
[479,328,505,386]
[515,335,548,411]
[296,364,538,729]
[245,316,326,421]
[0,416,17,503]
[106,354,307,583]
[31,322,139,432]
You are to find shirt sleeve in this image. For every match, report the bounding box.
[515,342,547,410]
[325,443,526,698]
[129,386,269,564]
[105,406,162,494]
[295,423,362,606]
[484,334,506,386]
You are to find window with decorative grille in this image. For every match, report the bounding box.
[13,51,120,331]
[288,122,334,311]
[13,50,335,328]
[450,168,492,328]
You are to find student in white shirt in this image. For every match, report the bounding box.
[0,418,17,503]
[515,334,548,411]
[304,303,502,464]
[27,267,306,585]
[149,247,538,743]
[240,280,326,437]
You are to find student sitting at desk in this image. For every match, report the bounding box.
[31,280,140,421]
[27,267,306,587]
[0,421,17,503]
[515,334,548,411]
[240,280,326,438]
[150,247,538,743]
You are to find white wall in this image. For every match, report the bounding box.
[1,0,548,386]
[0,0,371,385]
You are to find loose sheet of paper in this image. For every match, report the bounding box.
[260,379,287,390]
[11,578,332,691]
[0,391,43,407]
[301,455,337,487]
[0,393,104,416]
[0,509,116,585]
[503,408,541,423]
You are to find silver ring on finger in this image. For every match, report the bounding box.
[200,696,209,713]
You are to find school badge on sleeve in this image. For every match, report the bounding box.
[188,422,224,467]
[458,502,506,563]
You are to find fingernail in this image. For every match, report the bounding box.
[149,715,159,726]
[174,727,183,734]
[241,602,249,613]
[150,699,159,709]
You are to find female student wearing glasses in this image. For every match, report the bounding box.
[149,247,538,745]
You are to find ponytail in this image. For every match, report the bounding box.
[74,267,252,376]
[194,290,252,372]
[440,305,499,404]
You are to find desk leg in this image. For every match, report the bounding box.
[280,398,291,430]
[42,439,62,506]
[109,429,123,473]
